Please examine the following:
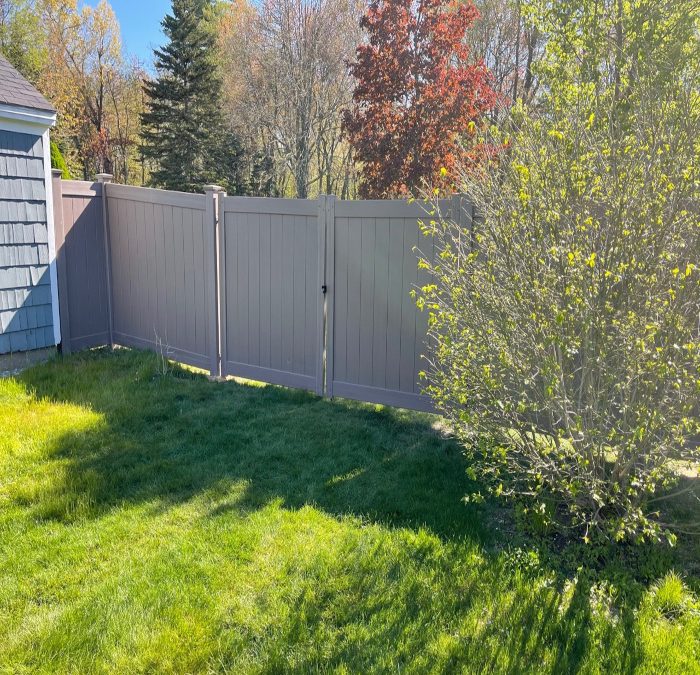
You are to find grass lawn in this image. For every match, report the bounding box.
[1,349,698,673]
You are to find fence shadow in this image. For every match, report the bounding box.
[18,347,484,541]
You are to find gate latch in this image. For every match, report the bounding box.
[321,284,327,295]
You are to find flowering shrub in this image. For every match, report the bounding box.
[418,1,699,543]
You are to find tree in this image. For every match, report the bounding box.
[141,0,242,193]
[0,0,47,82]
[42,0,122,177]
[1,0,148,183]
[106,56,147,184]
[419,0,700,543]
[38,0,146,182]
[343,0,498,198]
[469,0,542,117]
[218,0,362,198]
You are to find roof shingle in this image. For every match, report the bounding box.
[0,53,55,113]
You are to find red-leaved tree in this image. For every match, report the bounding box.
[343,0,498,198]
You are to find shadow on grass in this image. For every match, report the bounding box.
[12,347,694,671]
[19,347,486,541]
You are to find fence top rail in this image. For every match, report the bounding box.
[335,198,455,219]
[106,183,207,211]
[221,195,317,217]
[60,180,102,198]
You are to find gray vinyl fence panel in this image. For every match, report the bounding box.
[218,196,323,393]
[106,183,215,371]
[53,178,110,352]
[325,198,447,412]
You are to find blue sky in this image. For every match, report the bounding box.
[80,0,173,65]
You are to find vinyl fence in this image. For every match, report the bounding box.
[52,171,473,412]
[52,179,110,352]
[107,184,217,373]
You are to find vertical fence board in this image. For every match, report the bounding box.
[315,196,329,396]
[386,218,404,391]
[217,199,229,371]
[248,212,261,367]
[270,214,283,371]
[51,172,71,353]
[359,217,376,387]
[194,208,206,366]
[292,216,306,374]
[259,213,272,369]
[399,219,418,394]
[324,198,336,398]
[345,216,361,385]
[331,215,347,386]
[372,218,390,390]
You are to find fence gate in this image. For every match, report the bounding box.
[324,198,458,413]
[217,196,325,394]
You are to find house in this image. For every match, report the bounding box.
[0,54,59,368]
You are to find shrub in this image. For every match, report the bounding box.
[419,1,699,544]
[50,141,70,179]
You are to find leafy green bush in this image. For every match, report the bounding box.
[419,0,699,544]
[50,141,70,179]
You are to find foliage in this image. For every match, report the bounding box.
[0,0,47,82]
[218,0,363,198]
[1,349,699,672]
[209,126,247,196]
[46,0,123,177]
[419,0,700,543]
[469,0,543,115]
[141,0,243,193]
[1,0,147,183]
[343,0,498,198]
[50,140,70,179]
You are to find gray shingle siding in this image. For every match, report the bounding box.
[0,128,54,354]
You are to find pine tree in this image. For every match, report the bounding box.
[141,0,242,193]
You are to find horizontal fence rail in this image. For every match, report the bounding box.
[55,178,474,412]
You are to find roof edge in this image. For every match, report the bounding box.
[0,102,56,134]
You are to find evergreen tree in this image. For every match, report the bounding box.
[209,127,246,196]
[141,0,243,193]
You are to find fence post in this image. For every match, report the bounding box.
[204,185,224,378]
[216,191,229,379]
[323,194,336,398]
[316,195,327,396]
[96,173,114,347]
[51,170,72,355]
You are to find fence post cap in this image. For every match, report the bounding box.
[51,169,63,178]
[95,173,113,183]
[203,184,224,193]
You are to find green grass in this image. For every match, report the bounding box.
[0,348,698,674]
